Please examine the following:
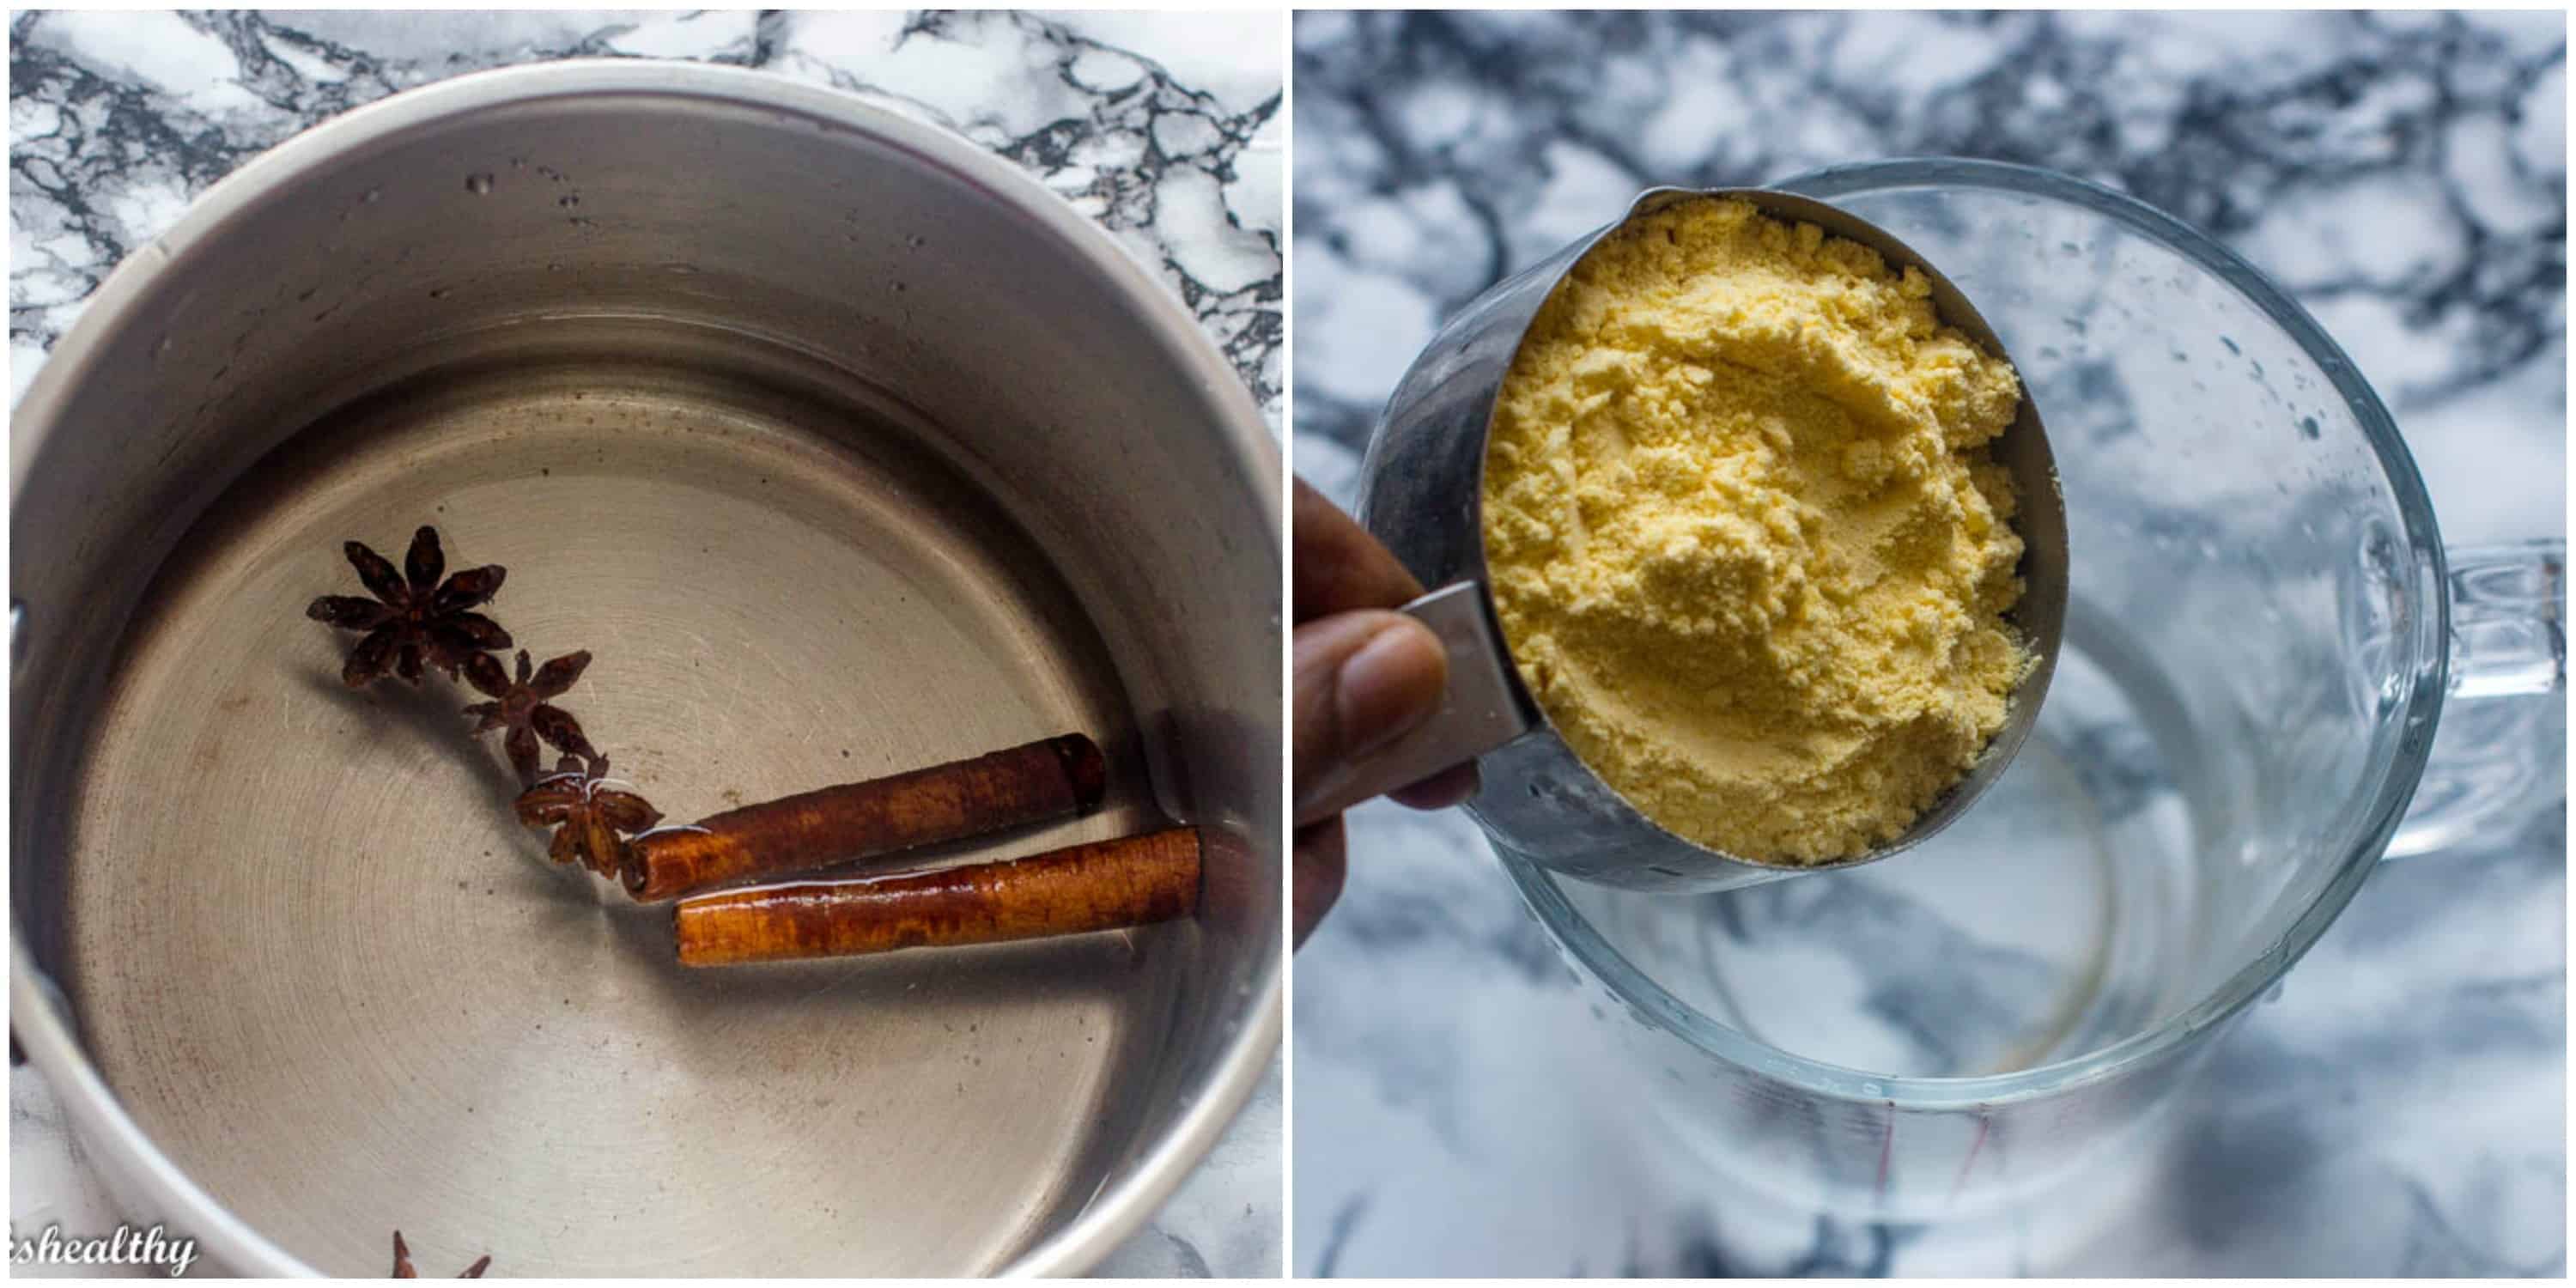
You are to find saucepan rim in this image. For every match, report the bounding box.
[9,58,1282,1277]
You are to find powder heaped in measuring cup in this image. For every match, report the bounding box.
[1480,196,2033,865]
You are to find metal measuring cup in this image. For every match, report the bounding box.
[1349,186,2070,892]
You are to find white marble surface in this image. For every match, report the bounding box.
[8,9,1279,1278]
[1293,9,2565,1278]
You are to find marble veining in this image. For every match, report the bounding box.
[9,9,1279,1279]
[1294,9,2562,1278]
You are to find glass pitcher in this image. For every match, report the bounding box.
[1464,160,2566,1220]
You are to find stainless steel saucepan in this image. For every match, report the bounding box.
[10,60,1279,1276]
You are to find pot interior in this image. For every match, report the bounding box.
[12,71,1279,1275]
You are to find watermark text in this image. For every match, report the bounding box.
[10,1222,198,1277]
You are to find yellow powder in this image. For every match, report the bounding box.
[1481,197,2031,865]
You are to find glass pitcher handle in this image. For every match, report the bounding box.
[2387,539,2565,859]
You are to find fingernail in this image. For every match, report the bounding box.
[1335,617,1446,759]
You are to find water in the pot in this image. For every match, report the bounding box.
[52,314,1192,1274]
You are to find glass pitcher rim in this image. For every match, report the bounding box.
[1498,156,2453,1111]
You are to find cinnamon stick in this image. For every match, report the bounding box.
[673,827,1201,966]
[623,733,1108,902]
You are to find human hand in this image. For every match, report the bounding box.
[1291,477,1478,946]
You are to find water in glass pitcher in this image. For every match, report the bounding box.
[1564,602,2233,1079]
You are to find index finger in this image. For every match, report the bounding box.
[1293,476,1425,623]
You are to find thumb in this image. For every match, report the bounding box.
[1292,610,1449,827]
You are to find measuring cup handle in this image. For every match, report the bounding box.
[2388,539,2565,859]
[1298,583,1534,822]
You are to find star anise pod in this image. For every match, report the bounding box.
[391,1230,489,1278]
[308,526,510,687]
[514,754,661,879]
[462,649,597,785]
